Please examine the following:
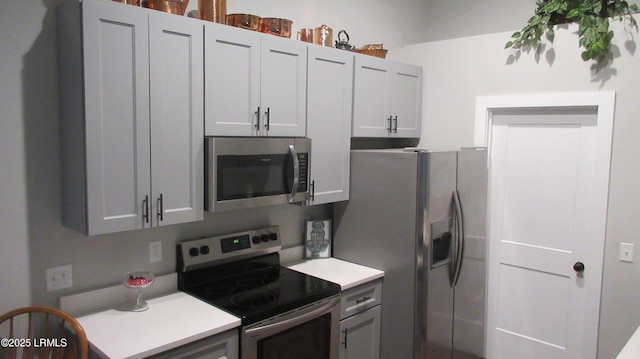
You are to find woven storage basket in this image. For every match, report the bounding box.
[358,48,388,58]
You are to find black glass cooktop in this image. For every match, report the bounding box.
[179,253,341,325]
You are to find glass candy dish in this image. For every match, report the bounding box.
[123,271,155,312]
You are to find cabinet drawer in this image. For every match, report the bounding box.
[340,279,382,319]
[149,329,238,359]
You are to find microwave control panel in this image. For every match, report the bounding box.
[298,153,309,191]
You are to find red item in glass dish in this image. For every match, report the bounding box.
[127,276,151,286]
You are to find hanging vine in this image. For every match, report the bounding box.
[505,0,638,64]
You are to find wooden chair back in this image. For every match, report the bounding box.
[0,306,88,359]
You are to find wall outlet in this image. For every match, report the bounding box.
[620,243,634,263]
[46,264,73,292]
[150,240,162,263]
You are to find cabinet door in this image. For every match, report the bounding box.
[340,306,381,359]
[391,62,422,138]
[149,12,204,226]
[352,55,392,137]
[82,0,151,234]
[306,46,353,205]
[260,36,307,137]
[204,23,260,136]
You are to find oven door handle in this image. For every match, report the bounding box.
[244,297,339,338]
[287,144,300,202]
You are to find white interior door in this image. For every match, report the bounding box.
[475,93,614,359]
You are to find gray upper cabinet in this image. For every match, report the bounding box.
[58,0,203,235]
[204,22,307,137]
[57,0,423,234]
[148,11,204,228]
[352,54,422,138]
[306,46,353,205]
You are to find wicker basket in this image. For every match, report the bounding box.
[358,44,387,58]
[358,48,388,58]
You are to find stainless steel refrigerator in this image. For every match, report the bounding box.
[333,148,487,359]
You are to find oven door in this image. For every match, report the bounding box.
[241,295,340,359]
[206,137,311,212]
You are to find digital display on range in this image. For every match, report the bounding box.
[220,234,251,253]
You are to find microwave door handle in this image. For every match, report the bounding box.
[287,145,300,202]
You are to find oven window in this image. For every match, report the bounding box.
[258,313,331,359]
[217,154,291,200]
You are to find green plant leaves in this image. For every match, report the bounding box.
[566,8,581,18]
[505,0,639,64]
[577,15,612,61]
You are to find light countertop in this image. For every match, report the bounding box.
[76,292,240,359]
[617,324,640,359]
[75,259,382,358]
[286,257,384,290]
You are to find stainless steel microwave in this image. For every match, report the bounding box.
[205,137,311,212]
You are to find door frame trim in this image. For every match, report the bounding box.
[474,91,615,149]
[474,91,615,358]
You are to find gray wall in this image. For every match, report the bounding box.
[389,16,640,359]
[223,0,431,48]
[420,0,537,42]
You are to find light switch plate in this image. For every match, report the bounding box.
[46,264,73,291]
[620,243,634,263]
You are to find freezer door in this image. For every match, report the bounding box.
[420,151,458,359]
[452,149,488,359]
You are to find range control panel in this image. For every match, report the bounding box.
[178,226,281,272]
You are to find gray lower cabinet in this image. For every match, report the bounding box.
[339,280,382,359]
[149,329,238,359]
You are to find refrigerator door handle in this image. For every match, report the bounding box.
[452,189,465,287]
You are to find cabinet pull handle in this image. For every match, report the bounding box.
[387,116,393,133]
[265,107,270,131]
[342,328,348,349]
[142,195,149,224]
[356,296,372,304]
[255,106,261,131]
[157,194,164,222]
[310,180,315,201]
[393,116,398,133]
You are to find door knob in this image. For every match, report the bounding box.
[573,262,585,273]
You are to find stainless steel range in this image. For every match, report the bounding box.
[177,226,341,359]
